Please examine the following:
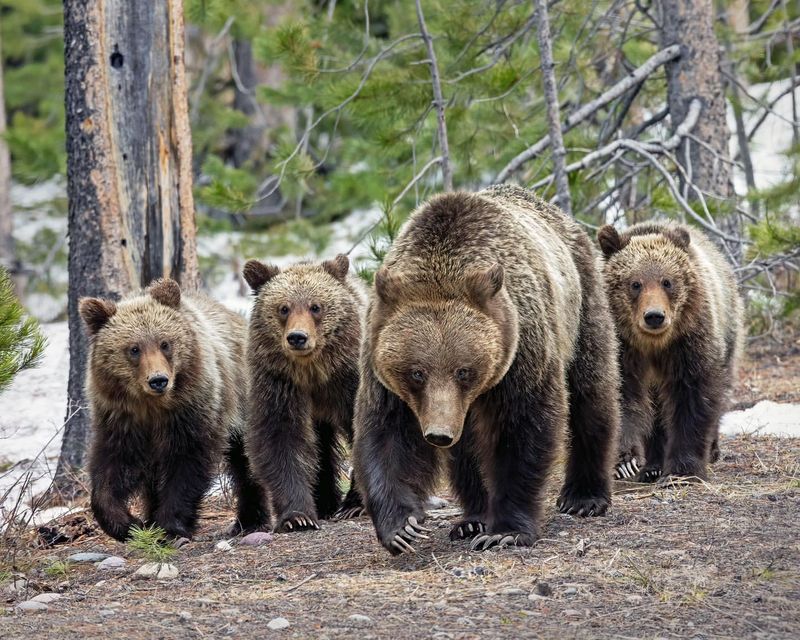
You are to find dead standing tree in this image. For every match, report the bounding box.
[53,0,199,500]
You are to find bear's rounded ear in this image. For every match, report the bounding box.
[322,254,349,282]
[243,259,280,293]
[148,278,181,309]
[597,225,627,258]
[79,297,117,335]
[465,263,504,308]
[374,267,402,306]
[663,227,690,251]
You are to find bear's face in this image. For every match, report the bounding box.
[598,226,693,348]
[80,279,195,403]
[372,264,511,448]
[244,255,352,363]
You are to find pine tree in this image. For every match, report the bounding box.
[0,266,45,393]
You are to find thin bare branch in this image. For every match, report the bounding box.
[496,44,681,182]
[415,0,453,191]
[533,0,571,214]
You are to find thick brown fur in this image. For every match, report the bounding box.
[244,255,367,532]
[353,185,621,555]
[598,222,744,482]
[80,279,267,542]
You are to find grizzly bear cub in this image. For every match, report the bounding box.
[598,222,743,482]
[80,279,267,542]
[243,254,366,532]
[353,185,621,555]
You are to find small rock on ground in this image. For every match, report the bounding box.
[17,600,48,612]
[215,540,234,552]
[347,614,373,627]
[97,556,126,570]
[133,563,178,580]
[68,552,109,563]
[240,532,273,546]
[31,593,62,604]
[533,581,552,597]
[500,587,527,596]
[267,617,290,630]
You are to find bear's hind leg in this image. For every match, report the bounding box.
[313,421,343,520]
[448,412,488,541]
[225,430,271,535]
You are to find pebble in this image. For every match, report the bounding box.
[267,617,290,630]
[470,566,488,576]
[68,552,109,563]
[4,577,28,594]
[433,600,447,610]
[347,614,373,627]
[533,582,553,597]
[97,556,126,571]
[133,562,179,580]
[31,593,62,604]
[99,609,117,618]
[563,608,582,617]
[625,594,643,604]
[500,587,527,596]
[178,611,193,621]
[564,587,578,596]
[215,540,234,552]
[457,617,476,627]
[240,532,273,546]
[17,600,48,612]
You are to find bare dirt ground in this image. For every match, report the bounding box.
[2,345,799,639]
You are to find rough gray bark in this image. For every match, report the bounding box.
[53,0,200,501]
[533,0,571,214]
[658,0,733,200]
[0,31,13,269]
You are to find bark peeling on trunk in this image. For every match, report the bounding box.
[54,0,198,500]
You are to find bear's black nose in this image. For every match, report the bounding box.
[148,375,169,392]
[644,310,666,328]
[287,331,308,349]
[424,433,454,447]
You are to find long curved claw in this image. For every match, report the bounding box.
[407,516,431,532]
[285,521,293,531]
[404,524,429,540]
[393,534,416,554]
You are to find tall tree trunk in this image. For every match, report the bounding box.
[659,0,733,201]
[52,0,199,501]
[0,32,14,270]
[230,39,264,168]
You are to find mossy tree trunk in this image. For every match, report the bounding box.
[53,0,199,501]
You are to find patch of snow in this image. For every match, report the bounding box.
[720,400,800,438]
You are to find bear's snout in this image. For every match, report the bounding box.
[286,330,309,349]
[643,309,666,329]
[148,374,169,393]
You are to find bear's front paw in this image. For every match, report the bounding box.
[334,489,366,520]
[614,452,641,480]
[276,511,320,533]
[557,486,610,517]
[449,517,487,541]
[470,530,536,551]
[662,457,707,482]
[637,464,662,483]
[380,516,431,555]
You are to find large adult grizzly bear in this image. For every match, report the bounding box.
[243,254,366,532]
[80,279,267,542]
[597,222,743,482]
[352,185,621,555]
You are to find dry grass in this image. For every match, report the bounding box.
[1,435,798,639]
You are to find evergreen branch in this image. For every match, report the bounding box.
[495,44,681,183]
[415,0,452,192]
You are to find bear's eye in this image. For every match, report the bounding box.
[631,281,642,292]
[662,279,672,289]
[310,303,321,314]
[455,368,472,383]
[160,341,170,352]
[279,305,290,316]
[129,345,140,357]
[410,369,426,384]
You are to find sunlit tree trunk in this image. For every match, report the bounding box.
[53,0,199,501]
